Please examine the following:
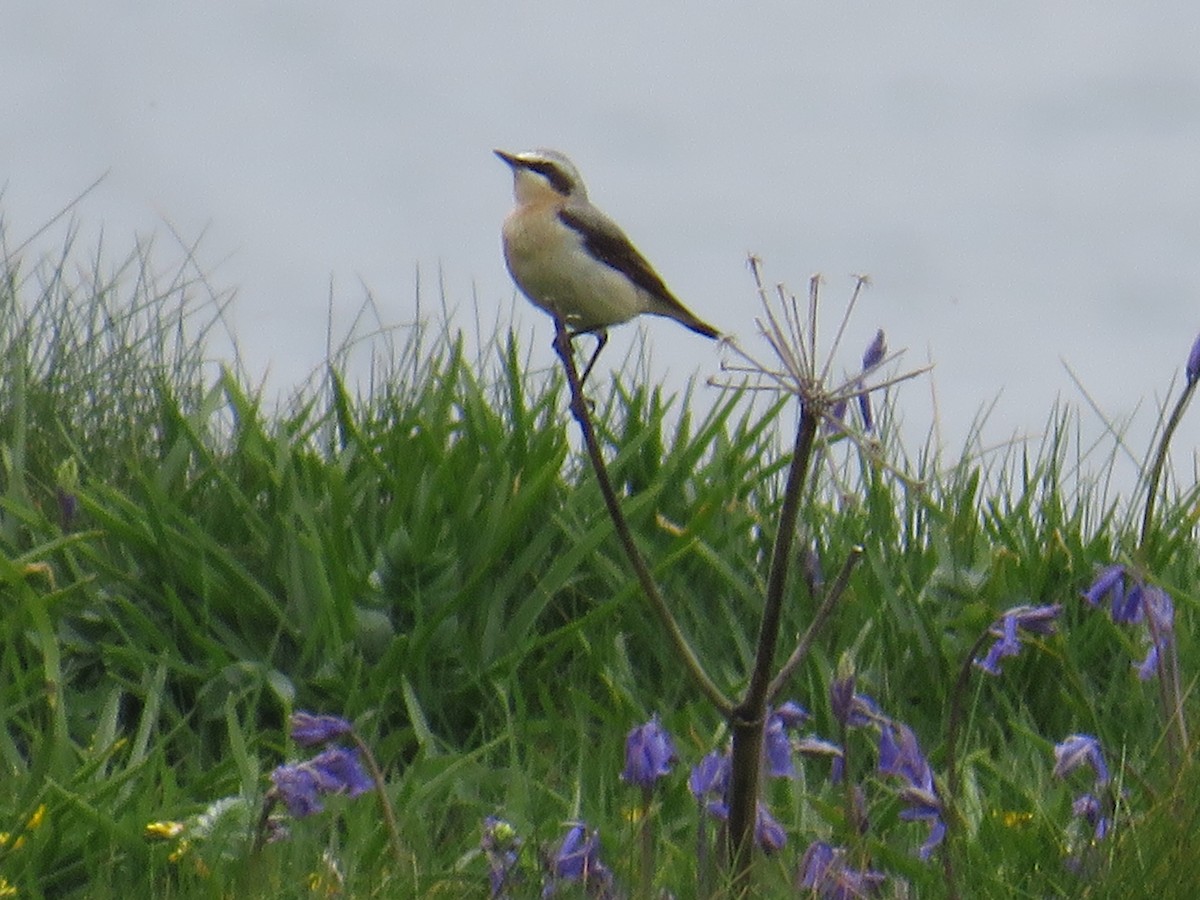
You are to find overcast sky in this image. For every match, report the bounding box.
[5,2,1199,493]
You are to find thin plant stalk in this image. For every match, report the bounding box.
[1137,370,1196,763]
[349,730,410,869]
[551,314,732,716]
[1139,375,1198,548]
[767,546,863,702]
[727,404,820,885]
[637,786,655,899]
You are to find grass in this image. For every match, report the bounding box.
[1,215,1198,898]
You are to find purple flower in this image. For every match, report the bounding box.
[270,764,323,817]
[825,397,849,435]
[974,604,1062,676]
[270,745,372,818]
[290,712,354,747]
[1187,332,1200,385]
[830,672,880,729]
[688,751,730,819]
[620,714,676,789]
[482,817,522,898]
[847,692,884,729]
[862,329,887,371]
[543,823,614,897]
[1052,734,1110,787]
[1112,582,1144,625]
[1071,793,1111,842]
[829,671,856,727]
[1135,585,1174,681]
[796,736,845,783]
[309,746,372,797]
[878,721,945,859]
[848,331,888,431]
[755,803,787,854]
[913,816,947,862]
[1082,564,1146,625]
[856,391,875,431]
[798,840,886,898]
[1082,564,1125,608]
[763,701,809,778]
[1082,566,1177,681]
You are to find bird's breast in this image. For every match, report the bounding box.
[501,204,644,331]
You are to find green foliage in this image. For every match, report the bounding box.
[0,227,1197,897]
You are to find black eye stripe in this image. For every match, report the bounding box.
[525,160,574,195]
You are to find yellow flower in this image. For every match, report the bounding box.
[144,820,186,841]
[995,809,1034,828]
[0,805,46,850]
[0,876,18,897]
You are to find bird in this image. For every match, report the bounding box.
[495,148,720,384]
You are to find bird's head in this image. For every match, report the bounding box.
[494,148,587,204]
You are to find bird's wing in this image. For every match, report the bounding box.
[558,205,685,311]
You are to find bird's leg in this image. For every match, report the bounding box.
[577,328,608,385]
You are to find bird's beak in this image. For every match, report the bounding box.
[494,149,520,168]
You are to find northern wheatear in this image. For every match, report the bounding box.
[495,148,720,383]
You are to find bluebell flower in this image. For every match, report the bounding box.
[878,721,945,860]
[270,764,323,817]
[825,397,849,435]
[1052,734,1110,787]
[1071,793,1111,842]
[796,735,845,783]
[290,712,354,747]
[1082,564,1125,609]
[482,817,522,898]
[798,840,886,897]
[755,803,787,854]
[688,750,790,852]
[620,714,676,789]
[856,391,875,432]
[309,746,373,797]
[1082,566,1177,682]
[1111,581,1144,625]
[1054,734,1115,861]
[829,670,856,727]
[1135,585,1174,682]
[270,746,372,818]
[974,604,1062,675]
[851,330,888,430]
[763,701,809,778]
[830,667,881,729]
[1187,332,1200,385]
[1083,563,1144,624]
[836,690,884,729]
[543,823,615,898]
[1084,564,1176,681]
[688,751,730,819]
[862,330,887,371]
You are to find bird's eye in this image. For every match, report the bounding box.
[526,161,574,196]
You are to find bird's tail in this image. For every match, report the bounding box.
[674,311,721,340]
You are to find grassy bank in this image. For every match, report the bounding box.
[1,226,1197,898]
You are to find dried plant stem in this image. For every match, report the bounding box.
[727,403,819,886]
[767,546,863,702]
[350,730,409,868]
[1139,378,1197,548]
[1137,376,1196,764]
[551,316,732,716]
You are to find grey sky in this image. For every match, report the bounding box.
[4,2,1199,489]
